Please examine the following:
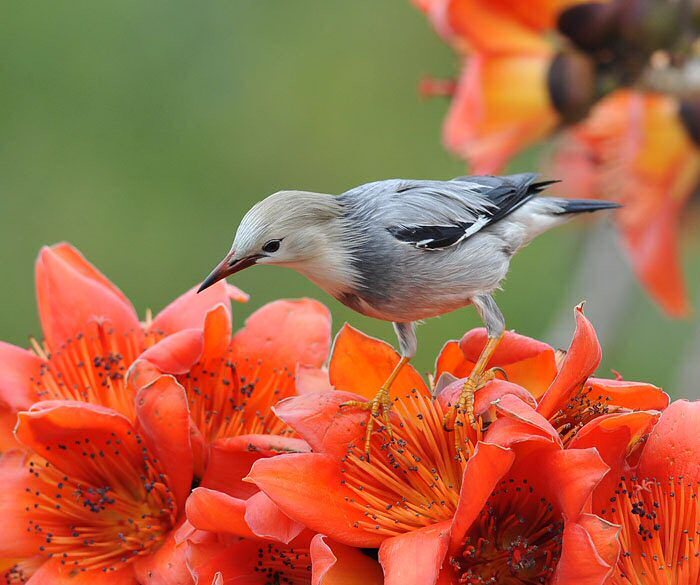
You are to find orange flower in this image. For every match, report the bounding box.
[551,90,700,316]
[128,299,332,475]
[0,243,245,430]
[444,52,560,174]
[570,400,700,583]
[0,378,194,581]
[244,327,617,583]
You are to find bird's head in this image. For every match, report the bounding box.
[198,190,345,292]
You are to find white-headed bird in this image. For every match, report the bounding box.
[198,173,619,455]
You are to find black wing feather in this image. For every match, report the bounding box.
[387,174,557,250]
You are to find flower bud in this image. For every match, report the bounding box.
[679,99,700,148]
[558,2,621,53]
[548,51,598,123]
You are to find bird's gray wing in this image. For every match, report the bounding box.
[342,174,555,250]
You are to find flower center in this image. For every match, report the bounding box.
[32,322,156,420]
[253,542,312,585]
[177,350,294,442]
[22,434,177,573]
[549,384,625,445]
[598,475,700,585]
[342,390,480,537]
[450,478,564,584]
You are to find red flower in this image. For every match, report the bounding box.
[550,90,700,316]
[128,299,332,475]
[244,326,617,583]
[537,305,669,445]
[570,400,700,583]
[0,377,195,582]
[0,243,245,431]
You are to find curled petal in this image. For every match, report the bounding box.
[555,516,619,585]
[185,488,256,539]
[135,376,193,511]
[379,522,451,585]
[450,442,515,548]
[586,377,669,411]
[35,244,141,351]
[538,305,602,420]
[311,534,383,585]
[274,390,375,458]
[244,491,304,544]
[330,325,428,400]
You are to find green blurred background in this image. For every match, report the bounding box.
[1,1,698,396]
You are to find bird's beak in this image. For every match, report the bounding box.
[197,250,260,293]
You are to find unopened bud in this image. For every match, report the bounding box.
[548,51,598,124]
[679,99,700,148]
[558,2,621,53]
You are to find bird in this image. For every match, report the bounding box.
[197,173,619,456]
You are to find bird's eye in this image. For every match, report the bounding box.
[262,239,281,254]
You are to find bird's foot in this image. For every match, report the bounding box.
[340,386,393,460]
[442,367,506,447]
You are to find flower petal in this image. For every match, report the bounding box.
[130,330,203,382]
[0,451,45,557]
[637,399,700,482]
[185,487,256,539]
[247,452,379,547]
[202,434,310,500]
[150,281,245,337]
[232,299,332,382]
[273,391,371,458]
[485,393,562,448]
[444,53,558,174]
[15,401,142,486]
[27,559,136,584]
[311,534,383,585]
[0,342,43,410]
[135,376,193,511]
[244,491,304,544]
[437,328,557,399]
[538,305,602,420]
[440,0,554,53]
[450,442,515,548]
[379,522,451,585]
[132,528,191,585]
[296,365,333,394]
[329,325,428,400]
[186,537,262,585]
[35,244,141,351]
[586,377,669,412]
[555,517,618,585]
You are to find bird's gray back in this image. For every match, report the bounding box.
[337,177,525,321]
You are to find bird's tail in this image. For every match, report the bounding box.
[550,198,622,215]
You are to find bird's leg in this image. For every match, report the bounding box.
[443,295,506,449]
[442,333,504,431]
[340,356,410,457]
[340,322,417,459]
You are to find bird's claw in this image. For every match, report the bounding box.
[442,367,505,449]
[340,386,393,460]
